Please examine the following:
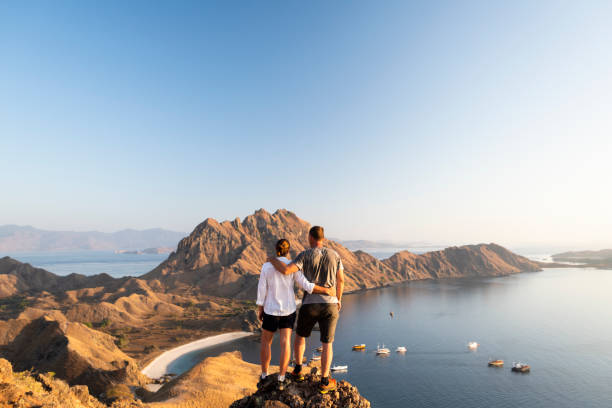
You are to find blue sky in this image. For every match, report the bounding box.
[1,1,611,247]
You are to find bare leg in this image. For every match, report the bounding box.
[279,328,292,376]
[294,334,306,369]
[321,342,333,378]
[260,329,274,375]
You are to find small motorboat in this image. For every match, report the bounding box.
[511,362,530,373]
[468,341,479,350]
[376,344,390,355]
[396,346,407,353]
[352,344,366,351]
[311,353,321,362]
[316,346,323,352]
[488,359,504,367]
[331,365,348,372]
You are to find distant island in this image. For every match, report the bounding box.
[552,249,612,268]
[0,225,186,252]
[115,247,175,255]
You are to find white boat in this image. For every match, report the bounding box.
[376,344,390,355]
[311,353,321,361]
[331,365,348,371]
[396,346,407,352]
[467,341,479,350]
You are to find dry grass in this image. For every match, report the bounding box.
[147,351,276,408]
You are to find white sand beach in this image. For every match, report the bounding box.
[142,331,253,379]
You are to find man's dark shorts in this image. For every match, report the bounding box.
[296,303,339,343]
[262,311,296,332]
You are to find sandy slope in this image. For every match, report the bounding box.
[142,332,253,379]
[146,351,273,408]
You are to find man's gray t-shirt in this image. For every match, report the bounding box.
[293,247,343,304]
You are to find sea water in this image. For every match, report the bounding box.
[2,250,167,277]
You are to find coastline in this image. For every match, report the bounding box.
[141,331,253,379]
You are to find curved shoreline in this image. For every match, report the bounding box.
[141,331,253,379]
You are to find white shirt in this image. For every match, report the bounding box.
[256,257,315,316]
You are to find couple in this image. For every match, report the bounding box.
[256,226,344,394]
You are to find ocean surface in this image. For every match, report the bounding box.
[170,267,612,408]
[1,250,167,277]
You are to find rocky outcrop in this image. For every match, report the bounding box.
[231,368,370,408]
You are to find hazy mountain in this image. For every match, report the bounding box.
[552,249,612,267]
[0,225,186,252]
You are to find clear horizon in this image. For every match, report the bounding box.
[2,1,611,248]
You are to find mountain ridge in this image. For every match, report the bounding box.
[143,209,541,299]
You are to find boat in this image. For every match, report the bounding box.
[376,344,390,355]
[331,365,348,371]
[396,346,407,353]
[511,362,530,373]
[467,341,479,350]
[316,346,323,352]
[311,353,321,362]
[352,344,366,351]
[488,359,504,367]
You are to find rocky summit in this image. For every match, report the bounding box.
[231,367,370,408]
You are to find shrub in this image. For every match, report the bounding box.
[115,334,129,349]
[144,345,158,353]
[105,384,132,400]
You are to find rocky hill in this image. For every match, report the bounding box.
[143,209,541,299]
[0,313,147,396]
[382,243,541,280]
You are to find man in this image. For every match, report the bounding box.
[268,226,344,394]
[256,239,334,389]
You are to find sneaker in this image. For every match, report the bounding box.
[289,367,304,382]
[318,378,337,394]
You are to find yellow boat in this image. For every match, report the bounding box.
[352,344,366,351]
[488,359,504,367]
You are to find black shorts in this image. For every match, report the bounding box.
[262,311,296,332]
[296,303,339,343]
